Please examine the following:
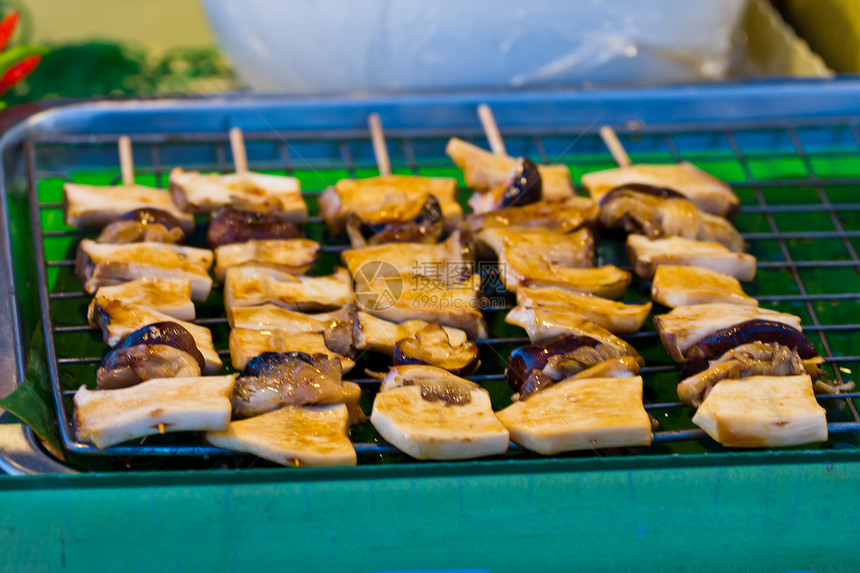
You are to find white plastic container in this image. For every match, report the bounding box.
[201,0,747,94]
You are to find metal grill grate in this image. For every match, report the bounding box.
[25,116,860,461]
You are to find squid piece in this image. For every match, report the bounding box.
[225,266,353,313]
[499,247,630,298]
[651,265,758,308]
[653,304,803,362]
[598,184,745,251]
[207,404,356,467]
[97,208,186,244]
[207,204,300,248]
[477,227,594,268]
[75,240,213,300]
[581,162,739,220]
[169,167,307,222]
[318,175,462,235]
[392,323,480,376]
[345,195,445,248]
[356,272,488,338]
[468,156,542,214]
[692,375,827,447]
[445,137,573,199]
[228,328,354,372]
[62,183,194,231]
[681,319,820,378]
[677,341,828,407]
[228,304,356,357]
[370,365,509,460]
[505,334,641,400]
[74,375,236,449]
[465,196,599,234]
[505,306,642,361]
[342,231,469,281]
[214,238,319,281]
[516,287,651,334]
[626,234,757,280]
[96,322,205,389]
[230,351,362,422]
[354,311,468,355]
[497,376,652,455]
[90,278,195,321]
[88,298,222,374]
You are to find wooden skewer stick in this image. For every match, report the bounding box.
[229,127,249,174]
[598,125,632,168]
[368,113,391,177]
[118,135,135,186]
[477,103,507,156]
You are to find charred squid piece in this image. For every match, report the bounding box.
[371,364,509,460]
[506,306,642,360]
[500,246,629,297]
[90,278,195,321]
[477,227,594,268]
[677,341,830,407]
[96,322,205,389]
[319,176,462,236]
[446,138,573,199]
[581,161,740,220]
[680,319,820,379]
[516,287,651,334]
[353,312,468,355]
[356,272,488,339]
[392,323,480,376]
[465,195,599,234]
[505,334,634,400]
[225,266,354,314]
[97,208,186,244]
[227,304,357,359]
[342,230,468,281]
[229,329,355,372]
[232,351,364,423]
[598,183,745,252]
[207,204,300,248]
[213,238,320,281]
[89,299,223,374]
[345,195,445,248]
[169,167,306,222]
[468,157,542,214]
[651,265,757,308]
[654,305,803,363]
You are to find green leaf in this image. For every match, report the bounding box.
[0,325,62,453]
[0,44,49,75]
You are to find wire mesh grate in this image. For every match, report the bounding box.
[25,116,860,463]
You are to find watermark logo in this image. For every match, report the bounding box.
[354,260,402,311]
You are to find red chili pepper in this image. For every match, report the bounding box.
[0,12,19,54]
[0,53,41,95]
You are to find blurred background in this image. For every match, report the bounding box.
[5,0,860,104]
